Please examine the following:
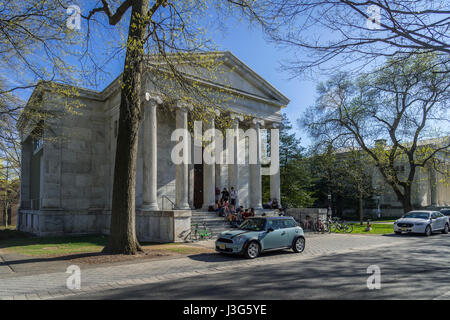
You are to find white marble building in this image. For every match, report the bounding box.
[17,52,289,241]
[370,138,450,216]
[337,138,450,217]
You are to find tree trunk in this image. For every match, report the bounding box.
[3,207,7,228]
[5,205,9,228]
[401,187,414,213]
[103,0,149,254]
[385,179,414,214]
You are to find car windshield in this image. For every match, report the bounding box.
[441,210,450,215]
[239,218,266,231]
[403,212,430,219]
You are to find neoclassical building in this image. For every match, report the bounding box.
[336,138,449,217]
[17,52,289,241]
[370,138,450,215]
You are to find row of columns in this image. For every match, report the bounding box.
[140,98,281,211]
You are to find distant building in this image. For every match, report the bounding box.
[339,137,449,217]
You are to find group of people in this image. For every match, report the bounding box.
[222,204,256,228]
[210,186,256,227]
[215,186,237,206]
[210,186,285,227]
[263,198,280,209]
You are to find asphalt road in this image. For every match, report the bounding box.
[62,233,450,300]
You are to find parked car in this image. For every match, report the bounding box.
[215,216,305,259]
[393,211,449,236]
[440,208,450,217]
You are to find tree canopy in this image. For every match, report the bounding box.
[302,53,449,212]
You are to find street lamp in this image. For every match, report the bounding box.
[327,194,332,217]
[375,195,381,219]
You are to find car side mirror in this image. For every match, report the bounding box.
[267,228,274,233]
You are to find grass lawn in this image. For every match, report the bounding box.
[370,219,397,223]
[0,232,108,256]
[339,222,394,234]
[0,228,211,257]
[0,225,16,230]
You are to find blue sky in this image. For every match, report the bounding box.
[6,2,322,148]
[6,2,447,150]
[209,20,317,147]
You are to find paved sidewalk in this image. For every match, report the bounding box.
[0,233,414,300]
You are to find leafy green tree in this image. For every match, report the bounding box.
[77,0,263,254]
[302,53,449,213]
[307,146,376,221]
[3,0,267,254]
[263,114,314,208]
[339,148,377,224]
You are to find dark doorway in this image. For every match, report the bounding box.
[194,164,203,209]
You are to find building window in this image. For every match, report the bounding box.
[33,135,43,153]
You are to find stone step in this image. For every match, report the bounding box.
[192,225,230,231]
[191,216,223,220]
[191,216,228,221]
[190,210,232,237]
[190,209,282,240]
[191,217,229,221]
[192,223,229,229]
[191,212,219,217]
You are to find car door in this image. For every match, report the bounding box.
[262,220,287,250]
[443,213,450,227]
[436,212,446,229]
[430,212,441,231]
[283,219,299,246]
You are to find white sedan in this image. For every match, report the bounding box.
[393,211,449,236]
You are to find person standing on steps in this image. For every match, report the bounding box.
[221,187,230,203]
[230,187,237,207]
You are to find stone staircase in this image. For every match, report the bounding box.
[190,210,231,238]
[190,209,280,240]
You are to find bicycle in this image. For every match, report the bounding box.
[329,217,353,233]
[192,223,213,240]
[315,216,331,233]
[322,216,333,233]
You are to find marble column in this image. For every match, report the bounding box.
[175,106,190,209]
[228,115,241,207]
[214,111,226,192]
[202,116,216,210]
[19,139,33,230]
[142,100,159,210]
[270,122,281,204]
[250,119,263,210]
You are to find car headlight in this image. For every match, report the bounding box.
[234,236,245,244]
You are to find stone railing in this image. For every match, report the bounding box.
[285,208,328,231]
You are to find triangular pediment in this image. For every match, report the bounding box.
[210,52,289,106]
[145,51,290,107]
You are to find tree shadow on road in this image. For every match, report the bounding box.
[67,237,450,300]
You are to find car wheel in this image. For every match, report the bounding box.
[425,225,432,236]
[292,236,305,253]
[442,224,449,234]
[244,241,260,259]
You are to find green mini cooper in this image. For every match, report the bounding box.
[215,216,305,259]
